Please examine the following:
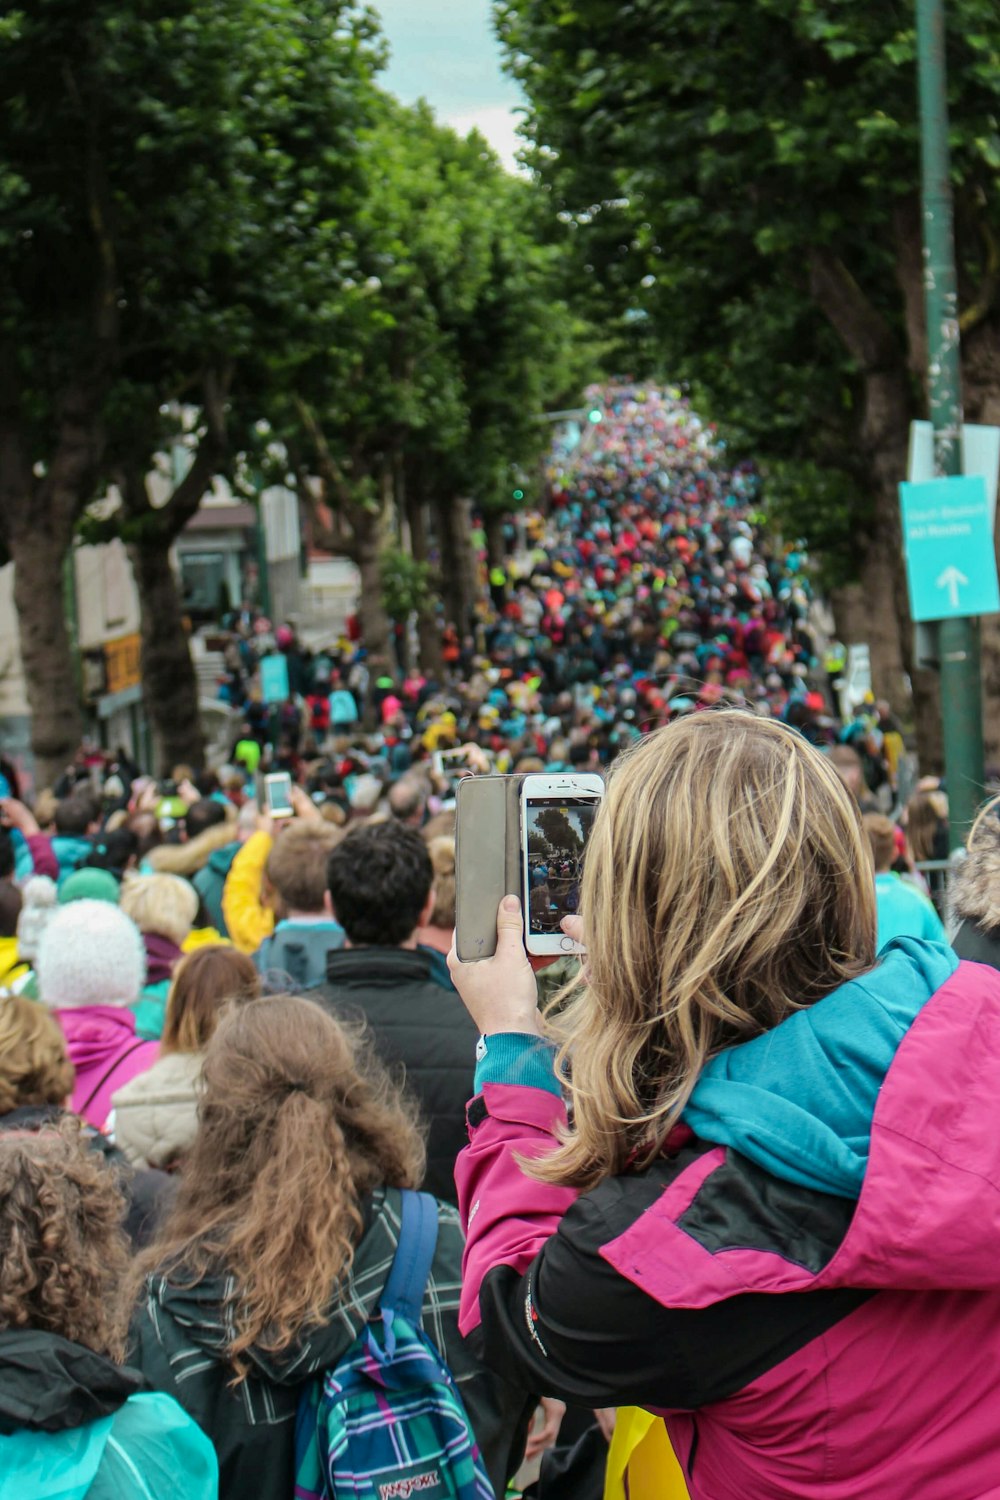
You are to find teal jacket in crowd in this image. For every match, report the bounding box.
[0,1329,217,1500]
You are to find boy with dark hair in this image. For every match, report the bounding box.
[315,821,477,1203]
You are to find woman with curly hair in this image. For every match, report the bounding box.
[0,993,171,1249]
[449,711,1000,1499]
[0,1125,216,1497]
[129,994,530,1500]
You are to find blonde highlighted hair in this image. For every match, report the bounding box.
[536,711,877,1191]
[120,872,199,945]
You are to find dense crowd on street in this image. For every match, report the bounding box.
[3,384,1000,1499]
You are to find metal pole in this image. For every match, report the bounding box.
[915,0,984,847]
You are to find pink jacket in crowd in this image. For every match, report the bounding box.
[56,1006,159,1132]
[456,945,1000,1499]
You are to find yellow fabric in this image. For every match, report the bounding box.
[221,831,274,954]
[181,926,232,954]
[883,730,904,782]
[604,1408,689,1500]
[0,937,27,988]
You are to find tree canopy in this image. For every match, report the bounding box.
[496,0,1000,752]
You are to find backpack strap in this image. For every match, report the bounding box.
[381,1190,439,1329]
[77,1038,147,1119]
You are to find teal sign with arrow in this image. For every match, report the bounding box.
[898,474,1000,622]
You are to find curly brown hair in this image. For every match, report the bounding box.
[0,1123,130,1359]
[136,995,425,1378]
[0,996,75,1114]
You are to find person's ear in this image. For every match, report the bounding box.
[323,889,337,920]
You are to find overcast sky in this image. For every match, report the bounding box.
[372,0,525,168]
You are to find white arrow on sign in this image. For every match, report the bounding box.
[936,564,969,608]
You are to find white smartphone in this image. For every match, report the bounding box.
[263,771,294,819]
[520,772,604,956]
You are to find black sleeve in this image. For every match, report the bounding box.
[470,1180,873,1411]
[429,1211,537,1494]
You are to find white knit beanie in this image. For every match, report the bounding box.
[36,899,147,1009]
[15,876,58,964]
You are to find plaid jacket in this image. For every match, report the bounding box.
[130,1188,531,1500]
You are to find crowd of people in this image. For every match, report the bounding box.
[2,382,999,1498]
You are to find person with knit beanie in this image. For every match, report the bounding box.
[58,867,121,906]
[1,875,59,997]
[36,900,158,1132]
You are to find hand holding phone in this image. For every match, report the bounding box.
[263,771,294,819]
[446,894,542,1039]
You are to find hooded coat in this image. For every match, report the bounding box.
[0,1329,216,1500]
[457,939,1000,1499]
[56,1006,159,1133]
[129,1186,532,1500]
[111,1050,204,1170]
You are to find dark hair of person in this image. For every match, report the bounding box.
[54,792,101,837]
[161,946,262,1055]
[326,822,433,945]
[0,830,13,883]
[0,1124,130,1360]
[135,996,424,1378]
[83,827,139,879]
[0,880,22,939]
[184,798,228,840]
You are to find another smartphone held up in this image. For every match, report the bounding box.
[454,771,604,960]
[262,771,294,819]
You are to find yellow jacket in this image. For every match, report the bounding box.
[181,926,231,954]
[0,936,27,989]
[221,832,274,954]
[605,1409,689,1500]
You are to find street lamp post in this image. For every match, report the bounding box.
[915,0,985,844]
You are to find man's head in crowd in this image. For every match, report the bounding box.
[387,775,428,828]
[326,822,433,947]
[54,791,102,839]
[828,744,866,803]
[863,813,897,875]
[265,822,343,919]
[184,798,228,841]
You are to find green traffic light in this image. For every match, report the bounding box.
[587,408,603,424]
[512,488,525,501]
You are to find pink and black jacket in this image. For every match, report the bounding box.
[457,938,1000,1499]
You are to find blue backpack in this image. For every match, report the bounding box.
[294,1191,495,1500]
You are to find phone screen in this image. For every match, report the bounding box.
[523,796,600,935]
[265,774,294,817]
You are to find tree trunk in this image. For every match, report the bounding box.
[1,376,108,789]
[807,249,945,763]
[436,495,477,633]
[130,540,204,774]
[483,508,506,571]
[406,488,444,677]
[8,529,83,790]
[354,505,393,673]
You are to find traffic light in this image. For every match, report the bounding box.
[512,487,525,501]
[587,408,603,424]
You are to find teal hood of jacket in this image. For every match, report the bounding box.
[0,1330,217,1500]
[683,937,958,1199]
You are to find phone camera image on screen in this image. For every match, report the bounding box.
[524,797,599,935]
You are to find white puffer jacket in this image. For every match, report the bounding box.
[111,1051,205,1170]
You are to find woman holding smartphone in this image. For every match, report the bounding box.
[449,712,1000,1500]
